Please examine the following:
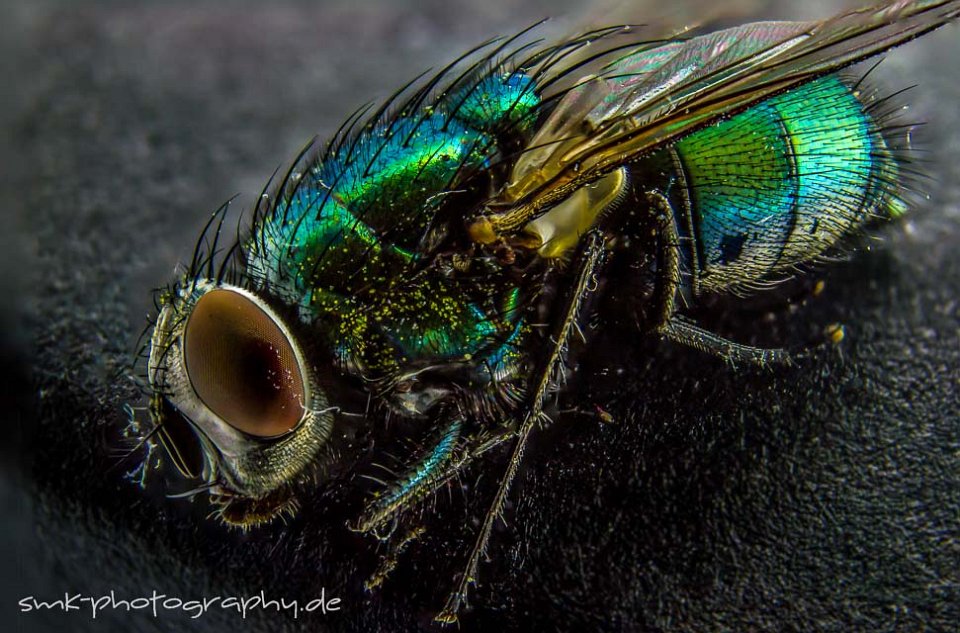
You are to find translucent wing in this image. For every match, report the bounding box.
[480,0,960,237]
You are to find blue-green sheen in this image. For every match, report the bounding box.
[315,114,491,247]
[452,72,539,134]
[672,75,898,293]
[246,69,540,377]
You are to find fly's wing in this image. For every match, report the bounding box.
[482,0,960,236]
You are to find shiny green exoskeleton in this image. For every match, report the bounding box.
[138,0,959,622]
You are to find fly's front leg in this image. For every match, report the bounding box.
[363,524,426,591]
[352,414,519,590]
[436,230,608,624]
[352,410,464,535]
[348,407,463,590]
[644,190,791,367]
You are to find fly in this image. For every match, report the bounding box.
[132,0,959,623]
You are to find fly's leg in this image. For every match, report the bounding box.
[364,524,427,591]
[352,411,464,535]
[645,191,682,330]
[350,410,464,589]
[436,230,607,624]
[645,190,791,367]
[661,315,792,365]
[354,420,519,590]
[357,427,519,534]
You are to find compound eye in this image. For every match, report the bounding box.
[183,289,306,437]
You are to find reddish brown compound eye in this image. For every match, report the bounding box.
[183,288,306,437]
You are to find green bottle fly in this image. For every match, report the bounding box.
[136,0,959,622]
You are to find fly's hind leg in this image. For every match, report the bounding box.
[645,190,791,367]
[660,315,792,366]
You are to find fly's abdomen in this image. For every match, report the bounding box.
[671,75,902,295]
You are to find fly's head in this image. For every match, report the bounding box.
[142,263,527,528]
[146,277,339,527]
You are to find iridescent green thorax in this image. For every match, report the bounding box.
[451,72,540,135]
[317,115,492,248]
[670,75,901,294]
[310,275,520,378]
[246,70,539,379]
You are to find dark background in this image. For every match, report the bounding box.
[4,0,958,631]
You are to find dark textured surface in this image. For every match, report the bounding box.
[5,0,959,631]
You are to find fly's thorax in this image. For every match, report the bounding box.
[245,67,541,308]
[225,67,545,484]
[147,279,336,523]
[304,270,530,417]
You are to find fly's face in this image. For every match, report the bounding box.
[147,279,335,525]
